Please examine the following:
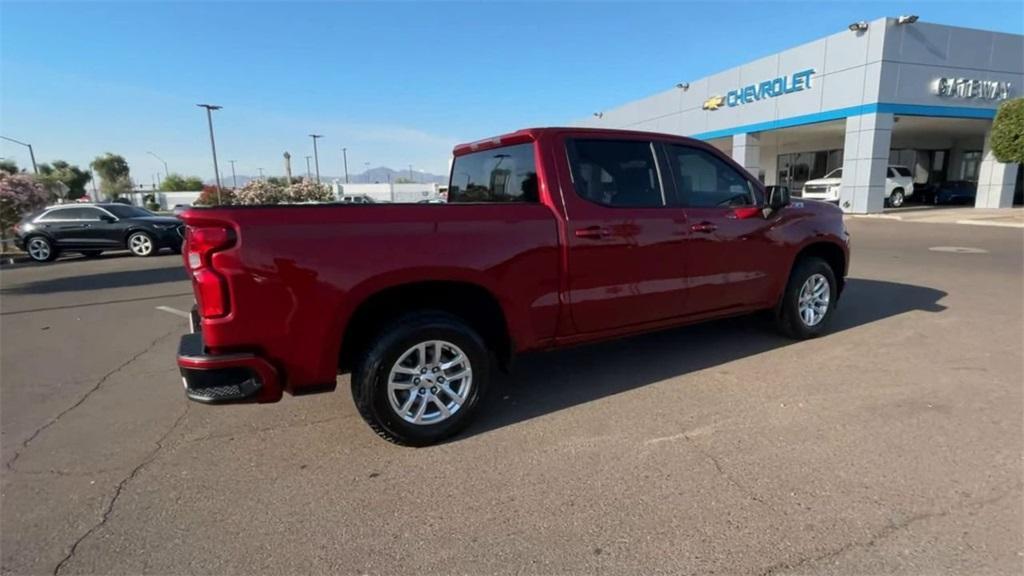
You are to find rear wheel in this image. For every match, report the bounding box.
[127,231,156,257]
[776,257,838,339]
[352,311,489,446]
[25,236,58,262]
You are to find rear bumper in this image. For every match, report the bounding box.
[177,332,283,404]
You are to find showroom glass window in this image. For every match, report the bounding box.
[567,139,665,207]
[448,143,538,203]
[667,145,756,207]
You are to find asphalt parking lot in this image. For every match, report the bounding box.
[1,219,1022,576]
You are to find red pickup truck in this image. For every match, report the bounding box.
[177,127,849,445]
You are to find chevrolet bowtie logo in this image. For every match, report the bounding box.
[702,95,725,111]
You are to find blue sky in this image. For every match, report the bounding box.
[2,1,1021,182]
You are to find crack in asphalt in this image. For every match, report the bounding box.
[4,328,180,474]
[756,484,1024,576]
[52,404,191,576]
[683,434,774,509]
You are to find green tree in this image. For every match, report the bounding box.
[990,98,1024,164]
[90,153,132,198]
[0,160,19,175]
[36,160,92,200]
[160,173,204,191]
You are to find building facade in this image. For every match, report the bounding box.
[577,17,1022,212]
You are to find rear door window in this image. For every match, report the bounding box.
[566,139,664,208]
[893,166,912,177]
[448,143,538,203]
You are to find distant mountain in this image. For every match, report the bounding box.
[206,167,446,187]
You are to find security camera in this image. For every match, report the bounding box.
[848,21,869,32]
[676,82,690,90]
[897,15,919,24]
[593,112,604,118]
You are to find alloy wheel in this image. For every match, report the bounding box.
[797,273,830,327]
[27,238,50,261]
[128,233,153,256]
[387,340,472,425]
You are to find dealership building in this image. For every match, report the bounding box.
[577,16,1022,212]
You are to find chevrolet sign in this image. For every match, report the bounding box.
[725,69,815,108]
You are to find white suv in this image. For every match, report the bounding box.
[801,165,914,207]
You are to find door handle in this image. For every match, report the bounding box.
[575,226,612,239]
[690,222,718,233]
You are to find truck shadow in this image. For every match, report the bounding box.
[1,261,188,294]
[463,278,947,440]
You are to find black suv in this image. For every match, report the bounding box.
[14,203,183,262]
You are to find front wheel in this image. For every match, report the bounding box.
[352,312,489,446]
[127,231,156,257]
[888,188,905,208]
[775,257,838,339]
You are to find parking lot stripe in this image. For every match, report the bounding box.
[155,306,191,319]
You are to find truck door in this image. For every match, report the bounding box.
[663,143,777,314]
[557,136,690,334]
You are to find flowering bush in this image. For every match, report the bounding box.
[1,172,49,241]
[285,180,334,203]
[234,180,286,205]
[194,184,236,206]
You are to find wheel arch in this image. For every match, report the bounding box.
[338,280,513,374]
[791,240,847,295]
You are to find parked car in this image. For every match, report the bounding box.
[801,165,914,207]
[340,194,375,204]
[919,180,978,205]
[14,203,183,262]
[176,127,850,446]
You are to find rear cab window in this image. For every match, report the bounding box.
[566,139,665,207]
[892,167,912,177]
[448,143,538,203]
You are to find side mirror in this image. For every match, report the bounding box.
[766,185,790,211]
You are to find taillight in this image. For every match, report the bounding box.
[185,225,236,318]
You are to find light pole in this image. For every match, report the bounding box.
[228,160,237,188]
[257,167,264,180]
[304,156,312,179]
[196,104,223,203]
[0,135,38,174]
[408,164,414,182]
[146,151,169,181]
[309,134,323,184]
[364,162,371,183]
[342,147,349,183]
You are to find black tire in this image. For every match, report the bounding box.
[352,311,490,446]
[81,250,103,258]
[775,257,838,340]
[126,231,157,257]
[24,236,58,262]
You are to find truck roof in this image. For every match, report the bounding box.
[452,127,704,156]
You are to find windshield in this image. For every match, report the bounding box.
[104,205,155,218]
[824,168,842,179]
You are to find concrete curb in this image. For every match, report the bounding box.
[955,220,1024,229]
[849,214,904,220]
[0,254,32,267]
